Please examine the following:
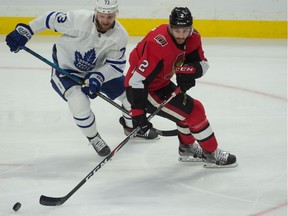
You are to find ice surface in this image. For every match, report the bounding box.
[0,36,287,216]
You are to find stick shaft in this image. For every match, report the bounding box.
[39,87,180,206]
[21,46,178,136]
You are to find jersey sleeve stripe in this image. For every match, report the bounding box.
[106,59,126,65]
[46,11,56,29]
[110,64,124,73]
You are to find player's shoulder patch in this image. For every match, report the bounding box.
[154,34,168,47]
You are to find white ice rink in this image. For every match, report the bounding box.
[0,35,287,216]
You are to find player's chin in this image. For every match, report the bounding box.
[175,39,186,45]
[99,24,112,31]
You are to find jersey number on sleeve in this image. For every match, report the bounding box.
[57,13,68,23]
[138,60,149,73]
[119,47,126,59]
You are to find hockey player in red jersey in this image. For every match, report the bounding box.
[124,7,237,167]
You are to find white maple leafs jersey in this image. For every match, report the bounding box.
[29,9,128,83]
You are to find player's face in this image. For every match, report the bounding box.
[170,27,193,45]
[96,12,116,31]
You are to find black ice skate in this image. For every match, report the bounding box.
[119,117,159,140]
[202,148,238,168]
[89,133,111,157]
[178,142,203,162]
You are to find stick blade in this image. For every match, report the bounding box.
[39,195,66,206]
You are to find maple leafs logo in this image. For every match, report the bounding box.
[74,49,97,71]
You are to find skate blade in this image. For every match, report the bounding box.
[203,162,238,168]
[178,156,203,162]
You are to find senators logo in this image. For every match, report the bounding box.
[164,53,185,80]
[154,34,168,47]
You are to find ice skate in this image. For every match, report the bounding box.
[178,142,203,162]
[119,117,159,140]
[202,148,237,168]
[89,133,111,157]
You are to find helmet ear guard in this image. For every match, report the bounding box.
[169,7,193,28]
[95,0,118,14]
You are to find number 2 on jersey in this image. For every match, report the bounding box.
[138,60,149,73]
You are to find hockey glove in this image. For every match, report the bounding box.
[175,64,197,92]
[130,110,152,135]
[6,23,34,53]
[82,72,104,99]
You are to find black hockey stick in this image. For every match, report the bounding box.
[39,87,180,206]
[20,46,178,136]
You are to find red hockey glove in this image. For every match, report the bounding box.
[175,64,196,92]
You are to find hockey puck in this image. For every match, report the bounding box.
[13,202,21,212]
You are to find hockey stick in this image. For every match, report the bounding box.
[39,87,180,206]
[20,45,178,136]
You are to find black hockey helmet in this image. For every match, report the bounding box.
[169,7,193,28]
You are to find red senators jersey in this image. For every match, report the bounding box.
[125,24,208,91]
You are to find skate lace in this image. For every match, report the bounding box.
[126,128,150,138]
[180,143,202,158]
[139,130,150,138]
[192,144,203,157]
[90,136,106,151]
[93,140,106,151]
[215,149,229,163]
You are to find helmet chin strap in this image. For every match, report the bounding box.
[189,27,194,36]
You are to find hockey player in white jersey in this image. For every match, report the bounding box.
[5,0,158,157]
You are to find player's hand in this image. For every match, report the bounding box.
[175,64,196,92]
[82,72,104,99]
[5,24,34,53]
[131,112,152,135]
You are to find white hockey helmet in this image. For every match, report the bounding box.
[95,0,118,14]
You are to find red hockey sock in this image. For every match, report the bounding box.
[186,99,218,152]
